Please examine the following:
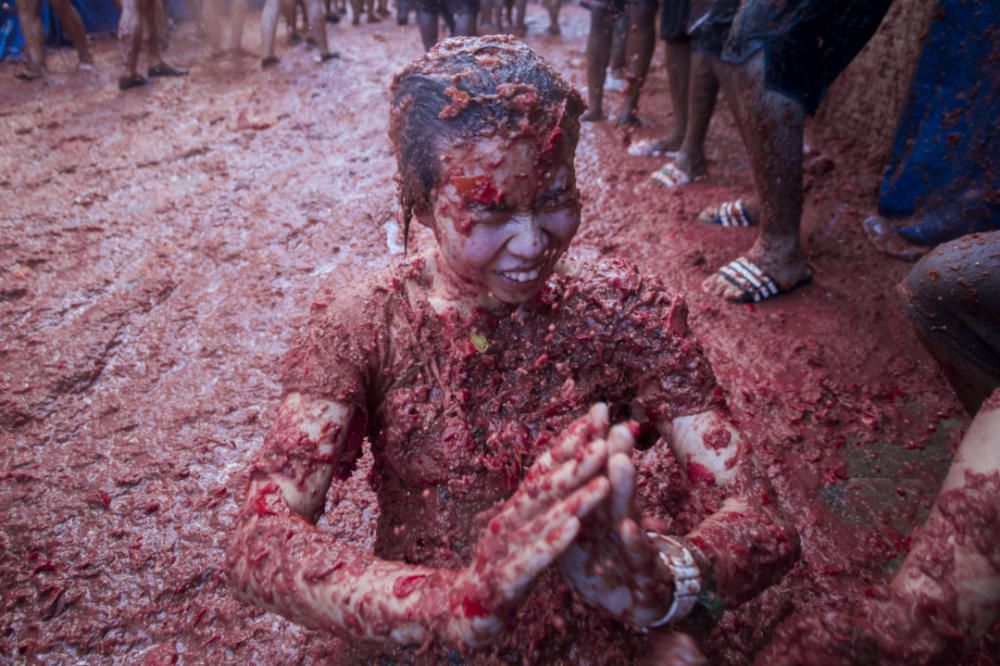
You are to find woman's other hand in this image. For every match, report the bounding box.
[557,421,677,628]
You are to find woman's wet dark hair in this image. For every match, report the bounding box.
[389,35,585,251]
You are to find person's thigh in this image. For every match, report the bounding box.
[903,232,1000,370]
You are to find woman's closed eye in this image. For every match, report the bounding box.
[535,189,577,211]
[467,202,512,223]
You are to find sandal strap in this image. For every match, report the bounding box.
[718,200,752,227]
[718,257,780,302]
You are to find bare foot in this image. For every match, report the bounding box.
[118,74,148,91]
[674,150,707,180]
[148,63,187,77]
[15,64,45,81]
[697,200,757,227]
[659,132,684,153]
[702,247,812,303]
[615,110,640,127]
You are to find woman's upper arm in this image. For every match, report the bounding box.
[656,409,742,487]
[248,391,364,522]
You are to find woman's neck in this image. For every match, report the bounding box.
[424,251,512,316]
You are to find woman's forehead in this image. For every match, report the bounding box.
[441,133,576,172]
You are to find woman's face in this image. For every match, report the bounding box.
[418,132,581,305]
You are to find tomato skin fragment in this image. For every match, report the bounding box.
[462,596,490,617]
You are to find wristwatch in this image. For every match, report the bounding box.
[644,532,703,628]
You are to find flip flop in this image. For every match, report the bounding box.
[699,200,755,227]
[118,74,148,90]
[628,138,675,157]
[651,162,699,189]
[148,64,187,77]
[604,72,626,92]
[716,256,813,303]
[15,67,45,81]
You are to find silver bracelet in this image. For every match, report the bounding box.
[644,532,702,628]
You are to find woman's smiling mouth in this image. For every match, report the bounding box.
[497,267,543,284]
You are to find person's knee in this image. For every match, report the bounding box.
[901,239,974,338]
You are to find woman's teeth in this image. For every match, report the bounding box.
[499,269,541,283]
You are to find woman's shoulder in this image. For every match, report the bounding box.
[308,256,430,316]
[550,257,680,310]
[546,257,694,340]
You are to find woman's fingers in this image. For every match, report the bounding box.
[528,403,609,480]
[617,516,657,570]
[497,477,610,600]
[607,422,635,457]
[608,451,636,521]
[501,436,609,527]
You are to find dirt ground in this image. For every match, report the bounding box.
[0,5,994,664]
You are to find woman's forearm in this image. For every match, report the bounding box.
[683,496,798,607]
[227,481,455,647]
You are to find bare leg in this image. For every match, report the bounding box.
[15,0,46,78]
[118,0,147,87]
[154,0,169,51]
[703,50,811,300]
[416,8,438,49]
[50,0,95,65]
[283,0,303,42]
[453,10,475,36]
[660,39,691,151]
[608,10,627,76]
[900,233,1000,414]
[671,50,717,178]
[582,6,615,122]
[479,0,493,30]
[202,0,225,55]
[491,0,502,30]
[143,0,186,73]
[543,0,560,34]
[615,0,656,126]
[229,0,249,51]
[305,0,336,57]
[261,0,286,65]
[512,0,526,35]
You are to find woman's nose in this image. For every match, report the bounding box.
[506,213,547,259]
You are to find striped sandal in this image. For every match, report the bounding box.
[698,200,755,227]
[651,162,701,189]
[717,256,813,303]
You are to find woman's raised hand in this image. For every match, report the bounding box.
[439,404,612,647]
[557,421,676,628]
